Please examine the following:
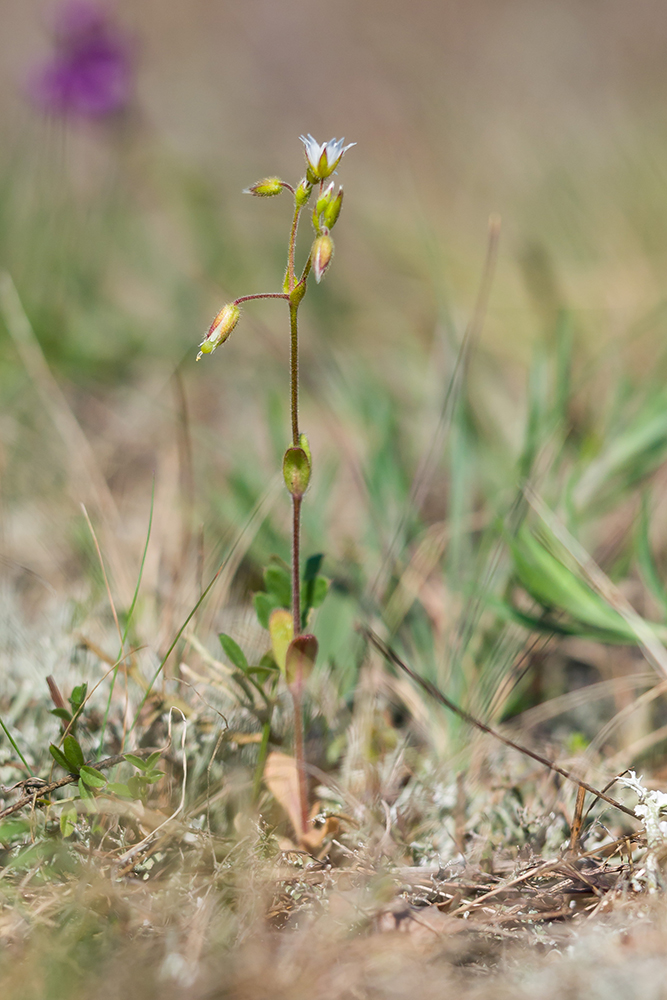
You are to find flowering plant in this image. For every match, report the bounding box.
[198,135,354,837]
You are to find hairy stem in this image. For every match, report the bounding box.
[234,292,288,305]
[291,686,309,834]
[288,281,308,831]
[287,205,302,291]
[292,495,302,635]
[289,300,300,446]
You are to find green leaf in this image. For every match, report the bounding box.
[254,591,280,630]
[50,708,72,723]
[144,771,163,784]
[636,497,667,619]
[304,553,323,582]
[145,751,162,769]
[106,782,132,798]
[309,576,328,609]
[511,526,633,639]
[63,735,85,772]
[49,744,74,774]
[79,765,107,789]
[263,563,292,608]
[127,775,145,799]
[269,608,293,673]
[78,777,94,800]
[0,819,30,844]
[219,633,249,673]
[124,753,149,772]
[69,683,87,712]
[60,804,77,838]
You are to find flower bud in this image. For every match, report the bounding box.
[285,634,318,692]
[298,432,311,466]
[197,303,240,360]
[323,186,343,229]
[312,234,334,283]
[295,178,313,208]
[315,181,335,219]
[244,177,284,197]
[283,446,311,497]
[289,281,306,308]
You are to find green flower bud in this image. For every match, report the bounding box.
[323,186,344,229]
[298,432,311,466]
[285,634,318,692]
[283,446,311,497]
[197,303,240,360]
[244,177,285,197]
[312,234,334,283]
[315,181,335,219]
[289,281,306,308]
[295,178,313,208]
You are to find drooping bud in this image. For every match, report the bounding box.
[197,303,240,360]
[244,177,285,197]
[312,234,334,283]
[283,446,311,498]
[295,178,313,208]
[285,634,318,693]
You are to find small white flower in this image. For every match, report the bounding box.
[299,134,355,180]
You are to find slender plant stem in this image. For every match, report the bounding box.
[287,249,308,831]
[234,292,288,305]
[292,495,302,635]
[287,205,303,290]
[289,301,299,446]
[291,686,309,834]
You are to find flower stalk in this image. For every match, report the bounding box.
[197,135,353,838]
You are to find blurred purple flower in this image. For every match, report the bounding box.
[29,2,133,119]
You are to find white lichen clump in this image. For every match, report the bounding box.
[619,770,667,890]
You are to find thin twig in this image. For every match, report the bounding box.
[0,748,162,821]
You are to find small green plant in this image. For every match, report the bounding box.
[197,135,353,834]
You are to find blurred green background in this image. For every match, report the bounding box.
[3,0,667,755]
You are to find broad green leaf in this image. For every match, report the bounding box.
[0,819,30,844]
[50,708,72,723]
[60,804,77,837]
[219,633,249,673]
[124,753,149,772]
[63,735,84,771]
[78,777,94,800]
[636,498,667,619]
[79,765,107,788]
[106,782,132,798]
[511,526,632,638]
[127,775,144,799]
[264,563,292,608]
[145,751,162,769]
[69,683,87,712]
[50,744,74,774]
[254,591,280,630]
